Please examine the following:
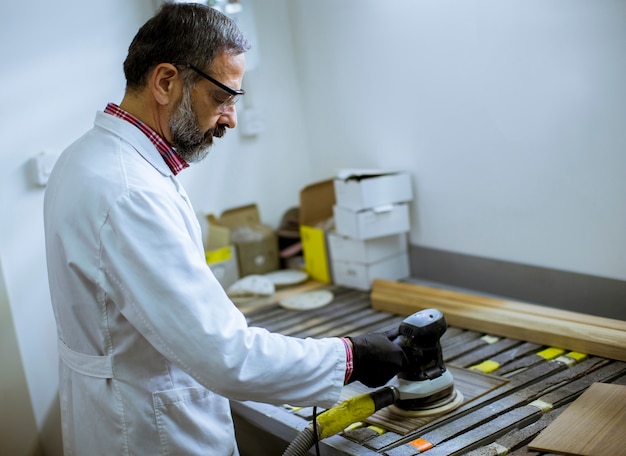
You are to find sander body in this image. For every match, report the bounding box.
[389,308,462,415]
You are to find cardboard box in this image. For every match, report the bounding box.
[328,232,408,264]
[204,217,240,288]
[210,204,279,277]
[299,179,336,282]
[334,170,413,211]
[332,252,410,291]
[333,203,411,240]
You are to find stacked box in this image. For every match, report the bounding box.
[331,170,413,290]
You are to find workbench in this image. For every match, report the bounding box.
[231,282,626,456]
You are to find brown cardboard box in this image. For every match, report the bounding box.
[299,179,336,282]
[214,204,279,277]
[205,215,240,288]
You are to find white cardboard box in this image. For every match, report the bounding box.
[334,170,413,211]
[333,203,410,240]
[332,252,410,291]
[328,232,408,264]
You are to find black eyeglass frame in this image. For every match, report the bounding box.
[173,62,245,97]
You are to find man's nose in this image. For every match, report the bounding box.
[218,105,238,129]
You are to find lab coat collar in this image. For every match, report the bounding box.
[95,110,174,177]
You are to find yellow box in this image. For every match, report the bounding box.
[299,179,335,282]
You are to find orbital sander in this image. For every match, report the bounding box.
[283,309,462,456]
[388,308,463,416]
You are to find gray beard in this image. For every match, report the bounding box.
[169,87,226,163]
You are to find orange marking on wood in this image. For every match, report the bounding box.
[409,438,433,451]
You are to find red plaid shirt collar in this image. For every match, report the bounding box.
[104,103,189,175]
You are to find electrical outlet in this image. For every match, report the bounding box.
[30,151,58,187]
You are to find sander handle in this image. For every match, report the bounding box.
[315,386,397,439]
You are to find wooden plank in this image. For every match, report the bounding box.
[376,280,626,331]
[371,279,626,362]
[528,382,626,456]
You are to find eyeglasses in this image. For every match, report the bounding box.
[173,62,245,110]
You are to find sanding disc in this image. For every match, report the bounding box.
[227,275,275,297]
[264,269,308,287]
[279,289,334,310]
[389,389,464,417]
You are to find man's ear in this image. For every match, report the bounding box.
[150,63,181,105]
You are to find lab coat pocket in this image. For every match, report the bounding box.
[153,386,236,455]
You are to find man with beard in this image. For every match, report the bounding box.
[43,3,405,455]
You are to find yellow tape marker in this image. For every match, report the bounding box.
[345,422,365,432]
[282,404,302,413]
[529,399,553,413]
[481,335,500,344]
[488,442,510,455]
[537,347,565,360]
[470,360,501,374]
[556,351,589,367]
[555,355,576,367]
[366,425,386,435]
[205,246,232,264]
[566,351,588,362]
[409,438,434,452]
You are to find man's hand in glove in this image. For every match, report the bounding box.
[347,331,407,388]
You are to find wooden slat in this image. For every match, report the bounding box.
[376,280,626,331]
[371,279,626,362]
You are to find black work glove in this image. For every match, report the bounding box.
[348,332,406,388]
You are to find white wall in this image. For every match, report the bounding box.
[0,2,156,453]
[0,0,310,453]
[1,0,625,454]
[289,0,626,281]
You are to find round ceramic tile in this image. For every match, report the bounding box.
[227,275,275,297]
[279,289,334,310]
[264,269,308,287]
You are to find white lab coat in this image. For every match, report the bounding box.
[44,111,346,455]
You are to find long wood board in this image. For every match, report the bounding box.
[371,279,626,362]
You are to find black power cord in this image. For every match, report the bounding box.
[312,406,320,456]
